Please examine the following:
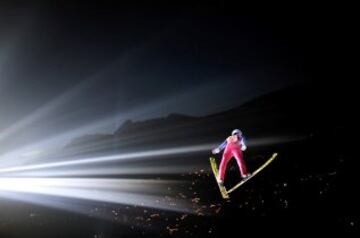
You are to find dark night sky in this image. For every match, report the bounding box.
[0,2,312,146]
[0,4,356,236]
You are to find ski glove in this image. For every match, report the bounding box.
[212,148,221,154]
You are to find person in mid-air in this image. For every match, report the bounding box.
[212,129,250,186]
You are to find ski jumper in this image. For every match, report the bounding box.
[216,135,248,182]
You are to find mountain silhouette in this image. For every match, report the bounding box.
[66,83,314,153]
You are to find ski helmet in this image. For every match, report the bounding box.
[232,129,242,136]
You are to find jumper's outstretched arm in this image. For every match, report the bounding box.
[212,140,227,154]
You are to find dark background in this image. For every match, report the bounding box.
[0,1,357,237]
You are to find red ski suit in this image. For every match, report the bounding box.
[218,135,249,181]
